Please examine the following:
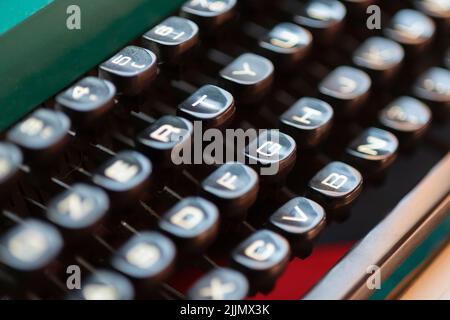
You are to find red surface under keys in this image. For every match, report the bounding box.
[249,242,354,300]
[170,242,354,299]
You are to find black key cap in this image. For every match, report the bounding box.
[0,143,23,197]
[308,161,363,215]
[267,197,326,257]
[46,183,109,234]
[0,219,63,273]
[7,109,71,165]
[142,16,199,64]
[187,267,249,300]
[158,197,219,254]
[230,229,290,290]
[413,0,450,33]
[378,96,432,144]
[201,162,259,220]
[345,127,399,176]
[92,151,152,206]
[219,53,274,104]
[292,0,346,45]
[384,9,435,56]
[279,97,333,149]
[111,231,176,287]
[99,46,157,96]
[55,77,115,128]
[177,84,235,128]
[413,67,450,113]
[319,66,371,117]
[180,0,237,30]
[68,269,135,300]
[259,22,313,68]
[352,36,405,84]
[136,115,193,166]
[243,130,297,181]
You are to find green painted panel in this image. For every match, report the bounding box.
[0,0,54,35]
[0,0,185,131]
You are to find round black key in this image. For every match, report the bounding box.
[379,96,431,144]
[0,219,63,273]
[46,183,109,233]
[142,16,199,64]
[384,9,435,56]
[92,150,152,207]
[55,77,116,128]
[292,0,346,45]
[158,197,219,254]
[7,108,71,165]
[136,115,193,166]
[413,0,450,33]
[180,0,237,31]
[279,97,333,149]
[353,37,405,84]
[99,46,157,96]
[308,161,363,214]
[319,66,371,117]
[259,22,313,68]
[243,130,297,181]
[201,162,259,220]
[177,85,235,128]
[230,229,290,291]
[268,197,326,246]
[67,269,135,300]
[111,231,176,287]
[0,143,22,197]
[187,268,249,300]
[345,127,399,176]
[413,67,450,113]
[219,53,274,104]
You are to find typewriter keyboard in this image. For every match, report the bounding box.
[0,0,449,300]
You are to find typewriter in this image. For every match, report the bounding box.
[0,0,449,300]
